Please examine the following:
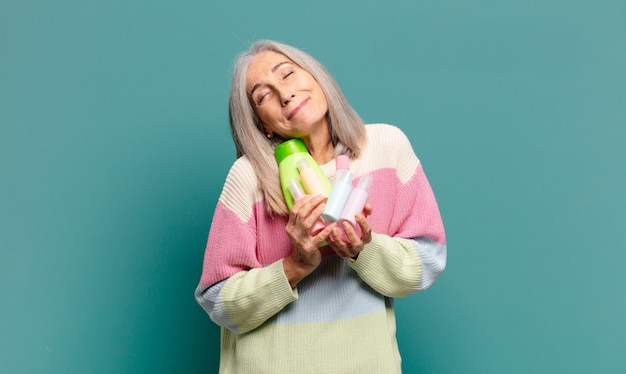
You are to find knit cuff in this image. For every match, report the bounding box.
[347,233,386,271]
[347,233,421,297]
[267,259,299,306]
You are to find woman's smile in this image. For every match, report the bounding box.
[288,98,309,120]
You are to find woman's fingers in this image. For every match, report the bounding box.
[355,212,372,244]
[286,194,329,254]
[328,223,360,258]
[328,212,373,259]
[292,195,325,224]
[363,202,373,217]
[290,195,373,260]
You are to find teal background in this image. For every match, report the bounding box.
[1,0,624,373]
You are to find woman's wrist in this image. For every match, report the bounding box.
[282,254,317,288]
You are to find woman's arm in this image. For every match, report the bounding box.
[347,233,446,297]
[195,260,297,334]
[413,236,447,291]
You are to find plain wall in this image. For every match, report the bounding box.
[1,1,625,373]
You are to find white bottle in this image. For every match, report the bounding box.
[321,155,352,222]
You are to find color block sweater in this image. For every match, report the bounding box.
[195,124,447,373]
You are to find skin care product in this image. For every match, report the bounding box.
[338,174,373,242]
[321,155,353,222]
[275,139,332,210]
[297,159,329,201]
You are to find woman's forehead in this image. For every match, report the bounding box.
[246,51,294,90]
[248,51,292,74]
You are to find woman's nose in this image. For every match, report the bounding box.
[279,88,294,106]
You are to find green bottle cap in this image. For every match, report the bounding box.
[275,139,308,164]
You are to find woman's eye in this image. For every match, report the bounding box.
[256,93,269,105]
[283,71,294,79]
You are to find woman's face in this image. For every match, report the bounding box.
[246,50,329,139]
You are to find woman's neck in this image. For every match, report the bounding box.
[301,126,334,165]
[308,141,333,164]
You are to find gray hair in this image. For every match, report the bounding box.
[228,40,366,215]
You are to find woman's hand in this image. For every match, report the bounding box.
[283,194,336,287]
[329,203,373,259]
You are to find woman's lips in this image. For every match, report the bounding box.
[288,98,309,120]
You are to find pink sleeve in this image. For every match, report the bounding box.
[198,201,262,287]
[392,164,446,246]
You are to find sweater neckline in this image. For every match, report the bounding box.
[319,158,337,181]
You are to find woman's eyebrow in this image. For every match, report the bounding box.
[271,61,291,73]
[249,61,292,96]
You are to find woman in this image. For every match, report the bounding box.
[195,40,447,373]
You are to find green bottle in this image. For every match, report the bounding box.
[275,139,332,210]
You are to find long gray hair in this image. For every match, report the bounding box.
[229,40,366,215]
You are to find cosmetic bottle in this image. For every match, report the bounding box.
[321,155,353,222]
[338,174,373,242]
[297,159,329,200]
[287,179,326,236]
[275,139,332,210]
